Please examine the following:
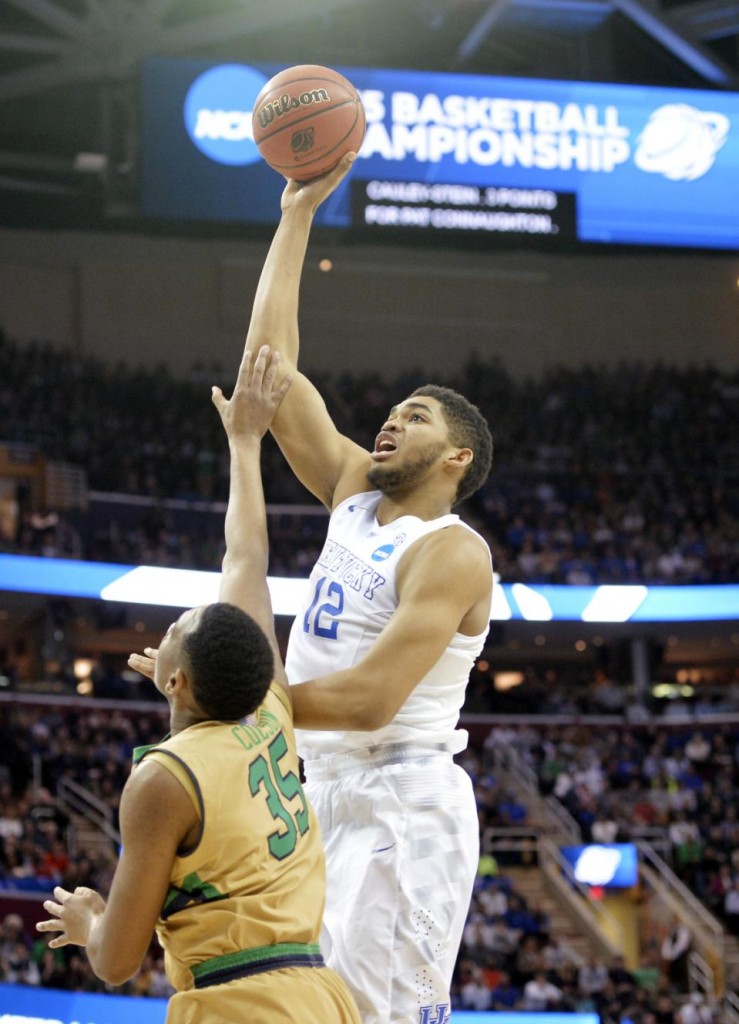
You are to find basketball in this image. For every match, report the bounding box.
[251,65,366,181]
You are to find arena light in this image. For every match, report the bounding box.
[511,583,553,621]
[581,585,648,622]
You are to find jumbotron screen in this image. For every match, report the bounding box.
[140,58,739,251]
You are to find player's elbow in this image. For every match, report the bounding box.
[99,964,137,987]
[91,951,141,987]
[351,693,399,731]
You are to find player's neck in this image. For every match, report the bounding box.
[375,490,453,525]
[169,706,208,735]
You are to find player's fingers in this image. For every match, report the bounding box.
[326,151,356,186]
[250,345,271,388]
[41,900,63,919]
[263,349,280,383]
[54,886,72,903]
[235,348,254,383]
[274,372,293,405]
[36,918,63,932]
[211,385,226,414]
[144,648,159,657]
[49,935,72,949]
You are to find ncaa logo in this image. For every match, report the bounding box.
[184,64,268,166]
[371,543,395,562]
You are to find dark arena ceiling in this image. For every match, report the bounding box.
[0,0,737,223]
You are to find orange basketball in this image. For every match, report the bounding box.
[251,65,366,182]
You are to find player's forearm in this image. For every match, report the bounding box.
[291,668,396,732]
[244,205,315,369]
[222,437,268,577]
[86,911,141,986]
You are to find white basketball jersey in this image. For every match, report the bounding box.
[286,491,492,761]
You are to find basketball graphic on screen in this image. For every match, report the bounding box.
[252,65,366,181]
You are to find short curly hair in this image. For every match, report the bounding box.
[183,603,274,721]
[410,384,493,504]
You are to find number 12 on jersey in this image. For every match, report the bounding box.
[303,576,344,639]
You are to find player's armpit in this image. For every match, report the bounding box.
[270,372,371,510]
[292,528,492,731]
[83,761,197,986]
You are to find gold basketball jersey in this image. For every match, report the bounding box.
[136,683,325,992]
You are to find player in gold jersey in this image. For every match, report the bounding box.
[36,347,360,1024]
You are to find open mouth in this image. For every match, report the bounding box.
[371,434,398,461]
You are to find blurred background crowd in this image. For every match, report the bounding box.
[2,698,738,1019]
[1,332,737,586]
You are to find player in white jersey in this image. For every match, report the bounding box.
[243,154,494,1024]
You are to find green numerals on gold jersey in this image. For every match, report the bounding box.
[248,730,310,860]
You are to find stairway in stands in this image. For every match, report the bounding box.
[502,862,595,967]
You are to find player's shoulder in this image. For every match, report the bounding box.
[402,522,492,590]
[420,520,491,563]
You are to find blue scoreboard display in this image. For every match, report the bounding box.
[140,59,739,251]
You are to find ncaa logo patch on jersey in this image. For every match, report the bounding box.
[371,543,395,562]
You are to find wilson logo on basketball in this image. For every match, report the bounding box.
[255,89,331,130]
[291,128,315,154]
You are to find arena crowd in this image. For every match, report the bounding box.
[1,333,737,585]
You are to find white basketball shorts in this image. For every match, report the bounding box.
[302,745,480,1024]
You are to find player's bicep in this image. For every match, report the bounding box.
[270,371,370,507]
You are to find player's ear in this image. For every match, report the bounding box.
[167,667,188,695]
[448,447,473,468]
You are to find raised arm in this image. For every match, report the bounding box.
[244,155,370,509]
[212,345,292,692]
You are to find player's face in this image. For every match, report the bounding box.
[368,397,451,495]
[155,606,205,696]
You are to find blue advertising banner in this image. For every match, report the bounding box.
[1,555,737,623]
[140,58,739,251]
[0,985,600,1024]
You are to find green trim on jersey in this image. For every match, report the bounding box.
[191,941,322,983]
[161,870,227,921]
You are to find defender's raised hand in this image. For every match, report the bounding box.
[212,345,292,442]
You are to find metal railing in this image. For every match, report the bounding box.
[57,775,120,848]
[490,744,581,841]
[636,841,725,951]
[687,949,715,1003]
[724,990,739,1024]
[538,835,624,960]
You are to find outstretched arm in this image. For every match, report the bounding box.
[126,347,291,694]
[244,156,371,509]
[212,345,292,693]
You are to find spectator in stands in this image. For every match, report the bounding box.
[2,941,40,986]
[460,964,493,1011]
[578,956,610,997]
[488,970,521,1009]
[660,920,692,990]
[676,992,714,1024]
[522,970,563,1010]
[724,877,739,935]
